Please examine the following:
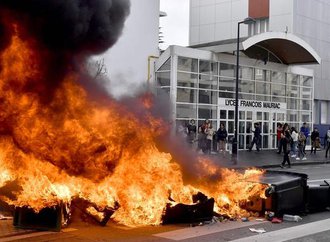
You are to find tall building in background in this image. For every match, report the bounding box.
[155,0,322,151]
[189,0,330,132]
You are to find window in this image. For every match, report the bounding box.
[177,73,198,88]
[158,58,171,71]
[321,101,328,124]
[220,63,235,77]
[178,57,198,73]
[156,72,170,86]
[177,88,198,103]
[199,60,218,76]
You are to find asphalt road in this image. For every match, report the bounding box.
[1,164,330,242]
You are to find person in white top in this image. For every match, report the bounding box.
[290,127,298,157]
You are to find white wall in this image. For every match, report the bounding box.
[269,0,294,33]
[292,0,330,101]
[189,0,249,45]
[101,0,160,98]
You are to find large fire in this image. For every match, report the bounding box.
[0,7,268,227]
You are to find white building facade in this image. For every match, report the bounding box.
[155,44,317,150]
[189,0,330,135]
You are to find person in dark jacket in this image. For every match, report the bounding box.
[280,129,292,168]
[216,123,227,154]
[276,123,283,154]
[325,127,330,158]
[248,122,261,152]
[310,127,320,154]
[186,119,197,146]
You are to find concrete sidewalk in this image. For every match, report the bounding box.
[209,149,330,169]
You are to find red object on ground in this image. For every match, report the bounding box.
[271,217,282,223]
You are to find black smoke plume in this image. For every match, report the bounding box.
[0,0,130,99]
[0,0,130,54]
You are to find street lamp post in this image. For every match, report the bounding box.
[232,17,256,159]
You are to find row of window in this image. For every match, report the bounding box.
[159,57,313,87]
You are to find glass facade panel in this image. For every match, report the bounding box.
[287,85,299,98]
[158,58,171,71]
[287,74,299,86]
[228,121,234,133]
[256,95,271,101]
[301,112,312,122]
[239,93,255,100]
[239,111,245,119]
[255,69,270,82]
[219,91,234,98]
[177,104,197,119]
[198,105,217,120]
[199,90,218,104]
[177,72,198,87]
[272,96,286,102]
[240,66,254,80]
[228,110,234,119]
[287,110,298,121]
[177,88,197,103]
[239,121,245,133]
[287,98,299,109]
[156,72,170,86]
[256,81,270,95]
[300,87,312,99]
[220,63,235,77]
[271,71,286,84]
[301,100,312,110]
[178,57,198,72]
[247,111,252,120]
[219,78,235,92]
[156,87,170,99]
[271,83,286,96]
[301,76,312,87]
[199,60,218,76]
[199,75,218,89]
[239,135,245,149]
[220,110,226,119]
[239,79,255,93]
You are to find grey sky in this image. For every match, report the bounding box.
[160,0,190,49]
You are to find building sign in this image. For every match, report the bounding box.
[219,98,287,110]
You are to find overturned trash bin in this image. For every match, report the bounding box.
[307,180,330,212]
[13,203,70,232]
[245,170,308,216]
[162,192,214,224]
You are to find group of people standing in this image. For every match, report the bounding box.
[181,119,330,164]
[277,122,324,168]
[185,119,228,155]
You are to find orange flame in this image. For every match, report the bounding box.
[0,22,268,226]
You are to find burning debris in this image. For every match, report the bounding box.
[0,0,271,231]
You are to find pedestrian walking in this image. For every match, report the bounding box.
[248,122,261,152]
[296,131,307,161]
[216,123,228,155]
[310,127,320,154]
[325,127,330,158]
[280,129,292,168]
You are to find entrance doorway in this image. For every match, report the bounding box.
[218,108,286,150]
